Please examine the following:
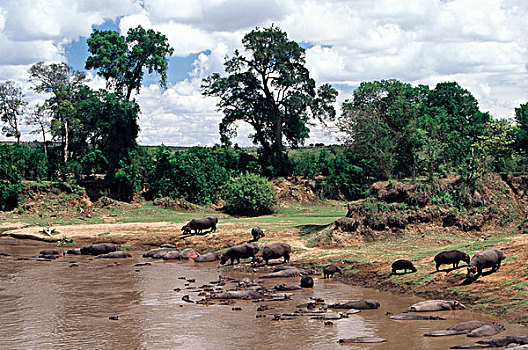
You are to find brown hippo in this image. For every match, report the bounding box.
[39,249,64,257]
[251,227,265,241]
[390,313,446,320]
[406,300,465,312]
[180,248,199,260]
[323,264,341,278]
[80,243,116,256]
[220,243,259,265]
[95,251,132,258]
[194,252,220,262]
[467,248,505,280]
[434,250,471,271]
[143,248,179,259]
[161,250,181,260]
[329,299,380,310]
[181,216,218,235]
[467,322,505,337]
[253,243,291,265]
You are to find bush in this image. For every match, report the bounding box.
[223,173,277,216]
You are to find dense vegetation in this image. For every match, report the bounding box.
[1,25,527,215]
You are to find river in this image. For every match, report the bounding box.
[0,240,525,350]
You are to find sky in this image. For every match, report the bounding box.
[0,0,527,147]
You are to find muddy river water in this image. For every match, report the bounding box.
[0,242,525,350]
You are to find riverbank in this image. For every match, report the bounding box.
[1,197,527,326]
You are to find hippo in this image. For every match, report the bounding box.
[434,250,471,271]
[467,248,505,280]
[161,250,181,260]
[180,248,199,260]
[260,267,317,279]
[182,216,218,235]
[253,243,291,265]
[273,283,302,291]
[448,321,499,332]
[251,227,265,241]
[80,243,116,255]
[406,300,465,312]
[391,259,417,274]
[390,313,446,320]
[475,336,528,347]
[323,264,341,278]
[66,248,81,255]
[300,276,314,288]
[329,299,380,310]
[338,337,387,344]
[424,330,468,337]
[95,251,132,259]
[211,289,264,300]
[220,243,259,265]
[39,249,64,257]
[194,252,220,262]
[143,248,179,259]
[467,322,505,337]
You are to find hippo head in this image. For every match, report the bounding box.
[252,253,264,265]
[452,300,466,310]
[467,265,478,279]
[181,225,191,234]
[219,255,228,265]
[463,254,471,264]
[336,267,342,274]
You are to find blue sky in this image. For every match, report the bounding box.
[0,0,527,146]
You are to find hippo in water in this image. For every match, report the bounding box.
[259,267,317,279]
[467,248,505,280]
[406,300,465,312]
[253,243,291,265]
[194,252,220,262]
[391,313,445,320]
[467,322,505,337]
[80,243,116,256]
[391,259,417,274]
[300,275,314,288]
[143,248,179,259]
[448,321,500,332]
[39,248,64,257]
[181,216,218,235]
[323,264,341,278]
[180,248,199,260]
[220,243,259,265]
[95,251,132,259]
[329,299,380,310]
[434,250,470,271]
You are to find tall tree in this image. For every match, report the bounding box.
[28,62,86,164]
[202,25,338,174]
[515,102,528,155]
[0,81,27,142]
[26,103,51,157]
[86,25,174,100]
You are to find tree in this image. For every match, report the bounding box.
[26,104,51,156]
[515,102,528,155]
[28,62,86,165]
[202,25,338,174]
[0,81,27,142]
[86,25,174,100]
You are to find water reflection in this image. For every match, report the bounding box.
[0,242,525,350]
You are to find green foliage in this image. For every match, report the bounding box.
[223,172,277,216]
[202,25,337,175]
[81,150,108,176]
[86,25,174,100]
[0,80,27,142]
[515,102,528,155]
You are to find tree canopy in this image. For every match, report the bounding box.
[202,25,338,174]
[86,25,174,100]
[0,80,26,142]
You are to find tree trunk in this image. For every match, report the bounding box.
[63,119,68,164]
[41,124,47,157]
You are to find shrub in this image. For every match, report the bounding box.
[223,173,277,216]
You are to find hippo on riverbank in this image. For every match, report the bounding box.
[450,336,528,349]
[182,216,218,235]
[95,251,132,259]
[143,248,179,259]
[194,252,220,262]
[251,227,265,241]
[39,248,64,257]
[220,243,259,265]
[161,250,181,260]
[467,322,505,337]
[80,243,116,256]
[406,300,465,312]
[180,248,199,260]
[329,299,380,310]
[253,243,291,265]
[323,264,341,278]
[467,248,505,280]
[66,248,81,255]
[434,250,470,271]
[391,259,417,274]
